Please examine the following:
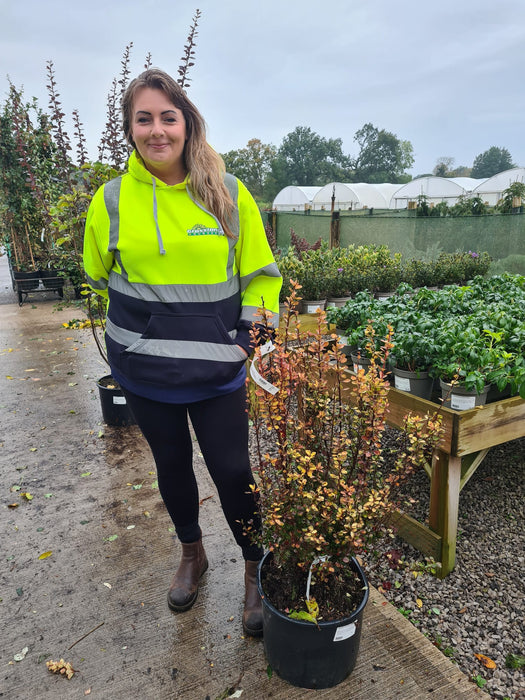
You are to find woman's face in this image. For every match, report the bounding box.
[131,87,187,184]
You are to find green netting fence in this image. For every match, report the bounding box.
[267,210,525,273]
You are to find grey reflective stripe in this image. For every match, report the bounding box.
[103,177,128,280]
[108,270,240,303]
[240,261,282,292]
[223,173,240,238]
[85,273,108,291]
[240,305,279,327]
[103,178,122,251]
[125,338,247,363]
[106,317,238,348]
[106,317,141,347]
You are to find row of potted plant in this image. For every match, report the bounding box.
[325,273,525,406]
[275,243,491,304]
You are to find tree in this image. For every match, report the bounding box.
[267,126,352,197]
[471,147,515,179]
[221,138,276,199]
[353,123,414,183]
[433,157,455,177]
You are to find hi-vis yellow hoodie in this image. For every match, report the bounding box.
[83,151,282,402]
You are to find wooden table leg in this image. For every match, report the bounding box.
[429,448,462,578]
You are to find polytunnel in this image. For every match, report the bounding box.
[390,177,471,208]
[311,183,394,211]
[472,168,525,206]
[271,185,322,211]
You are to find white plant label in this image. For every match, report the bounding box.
[451,394,476,410]
[395,376,411,392]
[338,334,348,345]
[113,396,127,405]
[250,341,278,395]
[333,622,356,642]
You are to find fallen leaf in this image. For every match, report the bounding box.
[84,689,92,696]
[484,572,495,577]
[29,447,37,452]
[38,551,53,560]
[103,582,112,589]
[474,653,497,669]
[81,472,91,477]
[104,535,118,542]
[126,525,135,530]
[20,492,33,501]
[8,503,19,509]
[14,647,29,662]
[46,658,75,679]
[458,607,467,614]
[416,598,423,608]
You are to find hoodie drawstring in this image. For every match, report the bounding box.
[152,177,166,255]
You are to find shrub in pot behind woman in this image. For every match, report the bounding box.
[247,285,443,689]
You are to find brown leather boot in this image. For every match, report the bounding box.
[242,560,263,637]
[167,538,208,612]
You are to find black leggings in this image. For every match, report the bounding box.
[122,385,263,561]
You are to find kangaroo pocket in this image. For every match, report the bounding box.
[119,313,247,388]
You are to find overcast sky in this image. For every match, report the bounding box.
[2,0,525,178]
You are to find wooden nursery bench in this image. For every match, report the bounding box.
[371,387,525,577]
[282,314,525,577]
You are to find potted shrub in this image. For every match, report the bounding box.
[84,290,136,427]
[247,284,443,689]
[294,246,331,312]
[389,308,438,400]
[431,319,497,409]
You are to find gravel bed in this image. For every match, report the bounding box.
[249,429,525,700]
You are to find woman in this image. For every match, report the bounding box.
[83,68,281,637]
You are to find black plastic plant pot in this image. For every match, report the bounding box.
[39,269,64,291]
[97,375,136,426]
[257,552,369,689]
[13,270,40,291]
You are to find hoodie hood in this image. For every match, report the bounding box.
[127,150,190,255]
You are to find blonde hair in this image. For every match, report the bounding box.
[122,68,236,237]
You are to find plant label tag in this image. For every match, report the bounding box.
[250,341,278,395]
[259,341,275,357]
[333,622,356,642]
[113,396,127,405]
[338,334,348,346]
[395,376,411,392]
[451,394,476,410]
[250,363,279,395]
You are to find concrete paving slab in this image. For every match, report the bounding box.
[0,255,482,699]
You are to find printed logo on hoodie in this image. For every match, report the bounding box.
[187,224,223,236]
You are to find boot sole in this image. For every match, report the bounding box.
[242,622,264,638]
